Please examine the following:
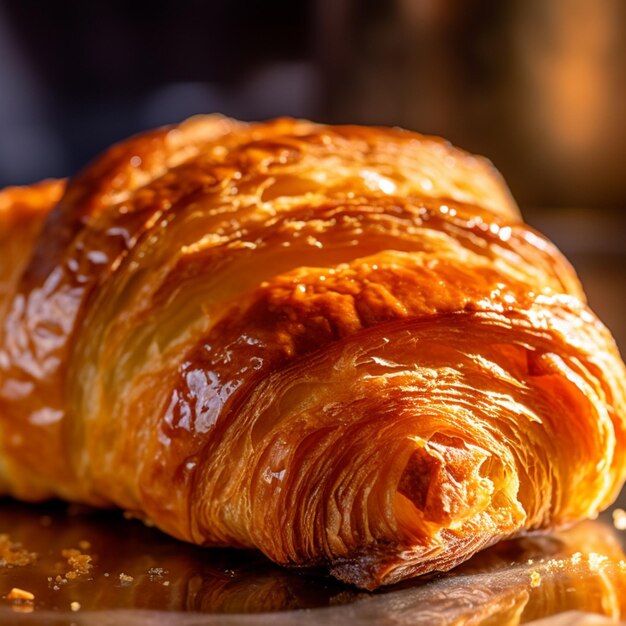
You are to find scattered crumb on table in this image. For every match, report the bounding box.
[613,508,626,530]
[0,534,37,567]
[7,588,34,601]
[62,548,93,580]
[7,588,35,613]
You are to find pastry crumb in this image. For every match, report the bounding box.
[62,548,93,580]
[530,571,541,588]
[7,588,35,613]
[7,588,35,601]
[0,534,37,567]
[613,508,626,530]
[148,566,167,581]
[70,601,81,612]
[119,573,134,585]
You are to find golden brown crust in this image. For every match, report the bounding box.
[0,116,624,589]
[0,179,65,305]
[0,179,65,493]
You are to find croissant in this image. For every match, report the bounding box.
[1,116,625,590]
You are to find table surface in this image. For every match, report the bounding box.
[1,500,626,625]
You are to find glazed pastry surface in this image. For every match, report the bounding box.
[0,116,625,589]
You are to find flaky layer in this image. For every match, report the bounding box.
[0,116,624,589]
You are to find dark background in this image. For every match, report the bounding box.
[2,0,626,208]
[0,0,624,347]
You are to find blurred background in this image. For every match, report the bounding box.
[0,0,624,346]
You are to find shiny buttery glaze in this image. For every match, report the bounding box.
[0,116,625,589]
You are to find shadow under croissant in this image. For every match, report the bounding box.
[1,500,626,624]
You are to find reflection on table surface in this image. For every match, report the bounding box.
[1,501,626,624]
